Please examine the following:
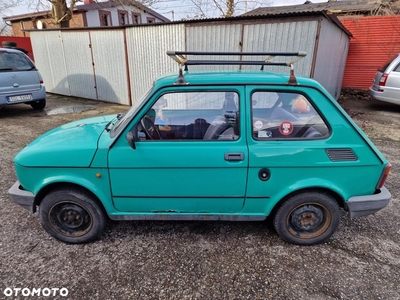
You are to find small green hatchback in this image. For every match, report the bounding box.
[9,52,391,245]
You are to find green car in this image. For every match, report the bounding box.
[9,52,391,245]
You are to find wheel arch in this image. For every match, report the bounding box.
[270,187,345,218]
[34,182,108,217]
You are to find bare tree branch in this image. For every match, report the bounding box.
[185,0,274,19]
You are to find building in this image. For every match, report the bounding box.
[242,0,400,17]
[243,0,400,90]
[27,10,351,104]
[3,0,170,37]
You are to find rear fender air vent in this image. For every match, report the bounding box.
[325,149,358,162]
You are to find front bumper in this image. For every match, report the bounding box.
[346,186,391,218]
[8,181,36,213]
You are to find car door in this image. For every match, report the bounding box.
[108,86,248,214]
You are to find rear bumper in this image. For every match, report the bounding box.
[369,87,400,105]
[8,181,36,213]
[0,86,46,106]
[346,186,391,218]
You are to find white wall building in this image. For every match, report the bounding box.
[78,0,170,27]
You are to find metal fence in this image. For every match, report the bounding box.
[29,15,349,105]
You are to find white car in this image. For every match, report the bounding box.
[0,47,46,110]
[370,54,400,105]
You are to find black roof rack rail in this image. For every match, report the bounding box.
[167,51,307,85]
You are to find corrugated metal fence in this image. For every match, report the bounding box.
[29,16,346,105]
[341,15,400,90]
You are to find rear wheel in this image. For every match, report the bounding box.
[273,192,340,245]
[30,99,46,110]
[39,188,106,244]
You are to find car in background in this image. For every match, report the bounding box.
[0,47,46,110]
[370,54,400,105]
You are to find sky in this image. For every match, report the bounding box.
[7,0,328,20]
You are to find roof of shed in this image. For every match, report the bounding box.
[242,0,399,17]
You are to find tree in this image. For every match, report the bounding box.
[1,0,24,35]
[188,0,274,19]
[51,0,77,28]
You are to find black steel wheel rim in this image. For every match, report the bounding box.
[48,202,93,237]
[287,202,331,239]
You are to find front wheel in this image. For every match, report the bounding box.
[273,192,341,245]
[39,188,106,244]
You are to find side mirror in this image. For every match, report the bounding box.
[126,131,136,149]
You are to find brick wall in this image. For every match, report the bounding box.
[10,13,85,37]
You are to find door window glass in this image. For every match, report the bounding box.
[251,91,329,140]
[138,91,240,141]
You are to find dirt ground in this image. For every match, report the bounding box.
[0,91,399,300]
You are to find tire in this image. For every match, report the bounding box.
[30,99,46,110]
[39,188,106,244]
[273,192,340,245]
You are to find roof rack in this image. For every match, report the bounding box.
[167,51,307,85]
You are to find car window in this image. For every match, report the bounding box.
[0,51,33,71]
[138,91,240,141]
[393,62,400,72]
[378,55,400,72]
[251,91,329,140]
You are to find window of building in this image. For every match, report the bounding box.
[146,17,156,24]
[251,91,329,140]
[138,91,240,141]
[118,10,128,25]
[132,13,141,24]
[99,10,112,26]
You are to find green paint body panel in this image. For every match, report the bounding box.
[14,115,115,167]
[12,70,390,220]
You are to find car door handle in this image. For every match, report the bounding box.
[224,152,244,161]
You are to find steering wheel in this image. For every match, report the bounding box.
[141,115,161,140]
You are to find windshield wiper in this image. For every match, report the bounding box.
[105,113,124,132]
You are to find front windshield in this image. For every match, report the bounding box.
[110,86,153,137]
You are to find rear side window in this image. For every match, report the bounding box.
[0,51,33,72]
[378,55,399,72]
[393,62,400,72]
[251,91,329,140]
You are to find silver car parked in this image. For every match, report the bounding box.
[370,54,400,105]
[0,47,46,110]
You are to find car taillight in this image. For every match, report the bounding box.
[379,73,388,86]
[40,80,44,84]
[376,163,391,190]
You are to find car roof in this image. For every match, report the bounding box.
[154,70,322,89]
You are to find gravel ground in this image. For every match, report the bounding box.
[0,91,399,300]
